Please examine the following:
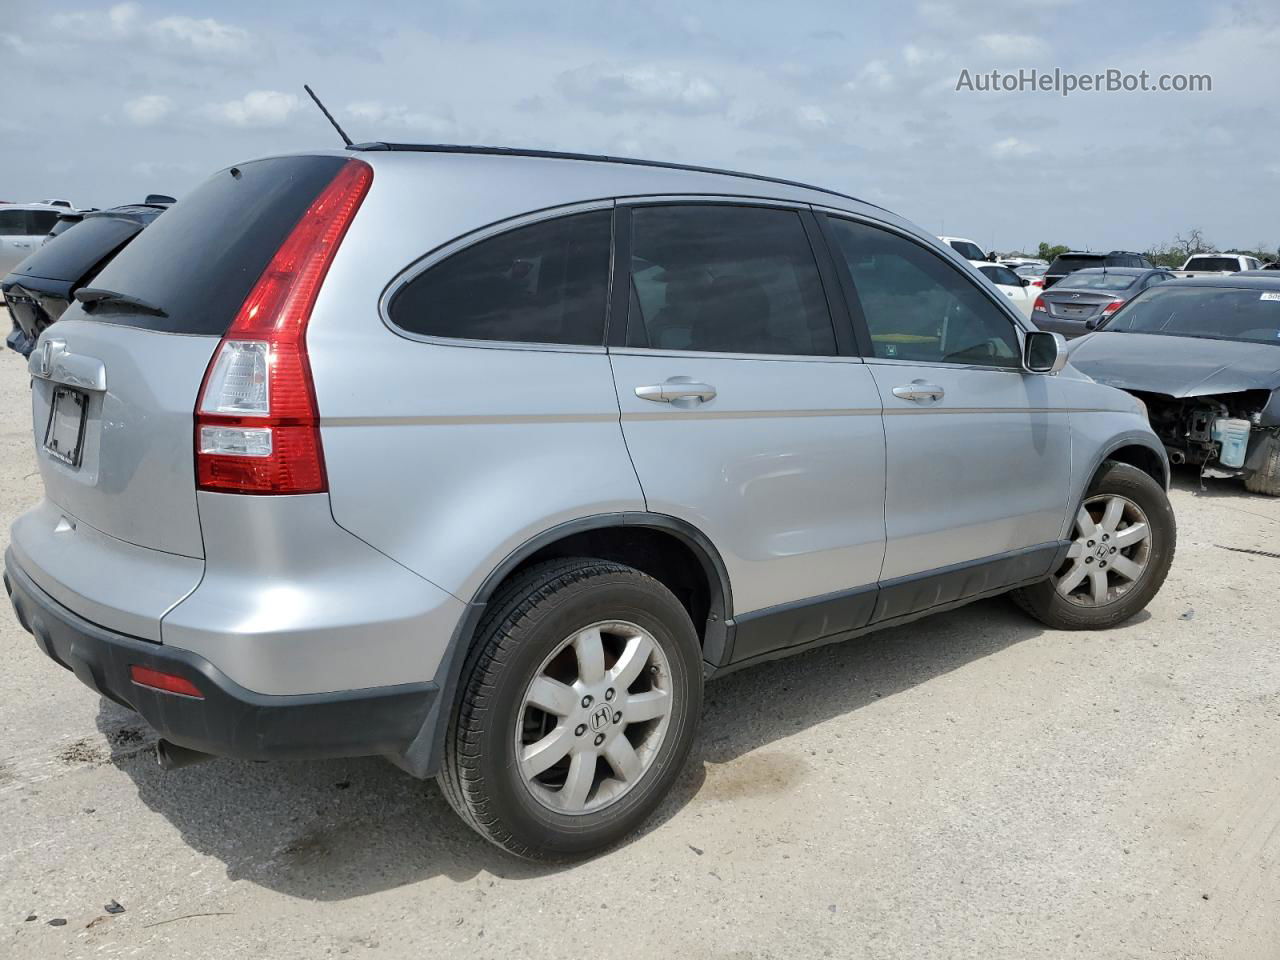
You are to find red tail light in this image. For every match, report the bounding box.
[1029,277,1044,288]
[1032,296,1046,312]
[195,159,372,494]
[1101,298,1126,316]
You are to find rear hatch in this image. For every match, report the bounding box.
[26,155,348,560]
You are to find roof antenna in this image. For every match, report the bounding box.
[304,84,353,147]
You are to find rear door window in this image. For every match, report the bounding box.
[388,209,612,346]
[0,210,26,236]
[26,210,61,235]
[625,204,837,356]
[84,154,347,335]
[978,265,1021,287]
[827,218,1021,368]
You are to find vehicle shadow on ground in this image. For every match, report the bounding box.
[100,595,1049,900]
[1169,466,1274,502]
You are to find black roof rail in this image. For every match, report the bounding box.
[347,141,878,209]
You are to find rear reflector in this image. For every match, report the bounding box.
[130,665,204,699]
[195,158,373,494]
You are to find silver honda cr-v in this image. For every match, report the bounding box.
[5,145,1175,860]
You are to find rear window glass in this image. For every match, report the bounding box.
[1184,256,1244,272]
[1056,271,1139,292]
[82,155,345,335]
[388,210,612,346]
[11,216,142,283]
[27,210,60,234]
[947,239,985,261]
[1048,255,1104,274]
[978,265,1021,286]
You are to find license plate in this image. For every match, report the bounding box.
[43,387,88,467]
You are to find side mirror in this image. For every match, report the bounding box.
[1020,277,1031,287]
[1023,330,1068,374]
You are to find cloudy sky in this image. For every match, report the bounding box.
[3,0,1278,253]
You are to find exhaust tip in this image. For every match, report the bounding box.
[155,739,213,771]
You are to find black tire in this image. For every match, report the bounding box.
[437,557,703,861]
[1243,433,1280,496]
[1012,461,1176,630]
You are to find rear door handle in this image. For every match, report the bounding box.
[891,381,945,403]
[635,378,717,404]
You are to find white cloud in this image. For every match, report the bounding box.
[848,59,895,92]
[795,105,832,130]
[978,33,1050,59]
[51,2,255,61]
[903,43,944,67]
[150,15,254,58]
[207,91,299,128]
[557,64,726,114]
[123,94,173,126]
[343,101,456,137]
[990,136,1039,158]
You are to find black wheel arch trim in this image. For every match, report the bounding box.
[1092,432,1171,489]
[395,511,733,779]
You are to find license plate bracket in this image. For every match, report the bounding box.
[43,387,89,468]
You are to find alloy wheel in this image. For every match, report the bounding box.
[1054,494,1152,606]
[515,620,674,814]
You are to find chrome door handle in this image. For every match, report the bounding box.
[891,381,944,402]
[635,378,717,404]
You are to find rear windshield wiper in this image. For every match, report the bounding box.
[75,287,168,317]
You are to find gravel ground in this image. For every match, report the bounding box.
[1,347,1278,960]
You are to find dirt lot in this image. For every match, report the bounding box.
[1,348,1278,960]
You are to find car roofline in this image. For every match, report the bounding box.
[347,141,883,211]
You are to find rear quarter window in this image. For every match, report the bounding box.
[82,155,346,335]
[387,210,612,346]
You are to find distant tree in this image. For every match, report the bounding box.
[1037,241,1070,261]
[1172,228,1215,260]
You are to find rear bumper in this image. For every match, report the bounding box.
[1032,315,1094,339]
[5,548,438,764]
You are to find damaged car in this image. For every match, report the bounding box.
[1067,275,1280,495]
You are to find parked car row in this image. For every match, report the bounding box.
[2,197,173,355]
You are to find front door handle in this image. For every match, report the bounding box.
[635,377,717,404]
[891,381,945,403]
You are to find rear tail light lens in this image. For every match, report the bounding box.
[1101,298,1126,316]
[1032,296,1046,312]
[130,665,204,699]
[195,159,372,494]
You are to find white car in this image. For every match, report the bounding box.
[937,237,1036,317]
[974,261,1036,317]
[0,204,66,278]
[938,235,988,262]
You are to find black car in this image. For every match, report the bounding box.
[1066,275,1280,495]
[3,199,172,356]
[1043,250,1153,289]
[1031,267,1174,338]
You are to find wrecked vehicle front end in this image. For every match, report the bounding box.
[1127,389,1280,485]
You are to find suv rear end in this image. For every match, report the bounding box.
[1044,251,1152,288]
[5,153,463,768]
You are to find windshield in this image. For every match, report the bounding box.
[1103,284,1280,344]
[1184,256,1242,272]
[947,239,985,261]
[1056,271,1139,292]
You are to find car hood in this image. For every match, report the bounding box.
[1067,332,1280,396]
